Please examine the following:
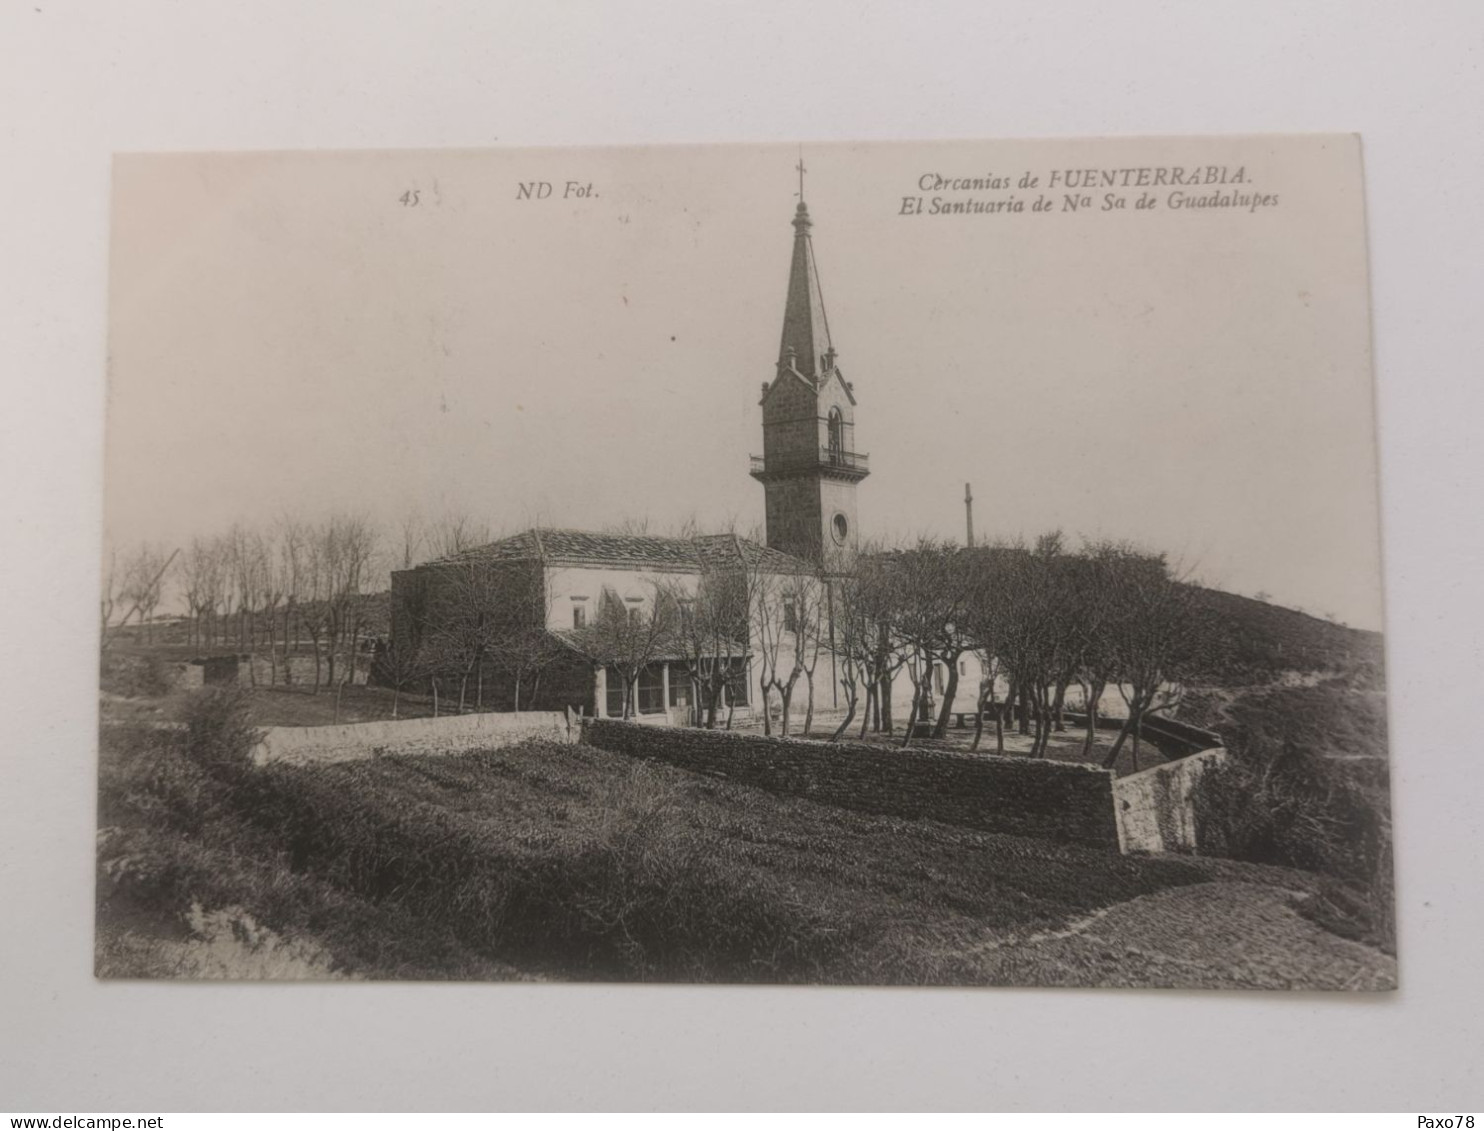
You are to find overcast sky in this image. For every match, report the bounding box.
[106,136,1384,629]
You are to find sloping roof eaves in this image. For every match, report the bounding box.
[430,528,814,575]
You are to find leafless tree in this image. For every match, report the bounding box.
[863,538,972,747]
[588,583,678,720]
[658,568,748,729]
[318,515,379,712]
[1103,554,1207,771]
[119,543,175,646]
[781,567,829,736]
[179,537,220,653]
[1066,541,1145,759]
[823,557,891,742]
[427,511,494,559]
[749,568,790,735]
[959,542,1024,754]
[275,517,310,683]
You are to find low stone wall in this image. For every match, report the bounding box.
[1062,711,1223,761]
[1113,747,1228,853]
[582,719,1121,850]
[252,709,577,767]
[1139,715,1224,755]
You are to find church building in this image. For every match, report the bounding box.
[386,181,970,724]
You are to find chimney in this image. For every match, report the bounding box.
[965,482,975,548]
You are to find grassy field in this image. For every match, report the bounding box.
[95,699,1396,988]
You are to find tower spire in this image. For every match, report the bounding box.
[753,166,866,563]
[778,165,834,380]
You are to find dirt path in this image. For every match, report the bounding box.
[961,882,1396,990]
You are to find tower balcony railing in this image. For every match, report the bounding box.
[749,447,870,477]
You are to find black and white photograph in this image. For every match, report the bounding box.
[96,135,1394,990]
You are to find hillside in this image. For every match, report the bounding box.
[1185,585,1385,686]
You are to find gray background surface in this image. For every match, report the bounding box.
[1,0,1479,1111]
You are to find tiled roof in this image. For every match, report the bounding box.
[431,528,813,575]
[691,533,811,575]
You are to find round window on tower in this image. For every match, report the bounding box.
[831,513,849,545]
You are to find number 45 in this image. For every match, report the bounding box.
[399,189,420,207]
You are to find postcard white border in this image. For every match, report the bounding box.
[2,0,1481,1112]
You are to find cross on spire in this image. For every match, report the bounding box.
[795,149,807,203]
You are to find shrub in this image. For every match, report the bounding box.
[1193,745,1394,951]
[182,687,262,774]
[100,651,174,698]
[98,727,225,835]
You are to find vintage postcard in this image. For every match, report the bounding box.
[98,136,1393,989]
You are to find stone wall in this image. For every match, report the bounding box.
[1128,714,1224,756]
[582,719,1122,849]
[1063,710,1224,760]
[251,709,577,767]
[1113,747,1228,853]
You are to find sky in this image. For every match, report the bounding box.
[105,136,1385,629]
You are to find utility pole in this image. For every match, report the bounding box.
[964,482,975,548]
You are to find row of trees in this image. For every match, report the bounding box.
[101,511,517,685]
[102,514,407,695]
[826,534,1208,765]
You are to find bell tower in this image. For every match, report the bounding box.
[749,177,868,565]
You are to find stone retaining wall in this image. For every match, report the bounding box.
[582,719,1122,850]
[1113,746,1228,853]
[251,709,577,767]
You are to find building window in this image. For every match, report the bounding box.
[934,664,945,694]
[831,513,849,545]
[725,659,750,707]
[605,666,625,717]
[959,660,966,676]
[783,598,798,633]
[573,605,586,629]
[637,664,665,714]
[669,669,692,709]
[827,407,844,457]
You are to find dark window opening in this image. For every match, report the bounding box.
[725,659,750,707]
[637,664,666,714]
[605,667,625,717]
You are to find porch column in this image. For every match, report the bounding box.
[660,662,671,719]
[594,665,606,718]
